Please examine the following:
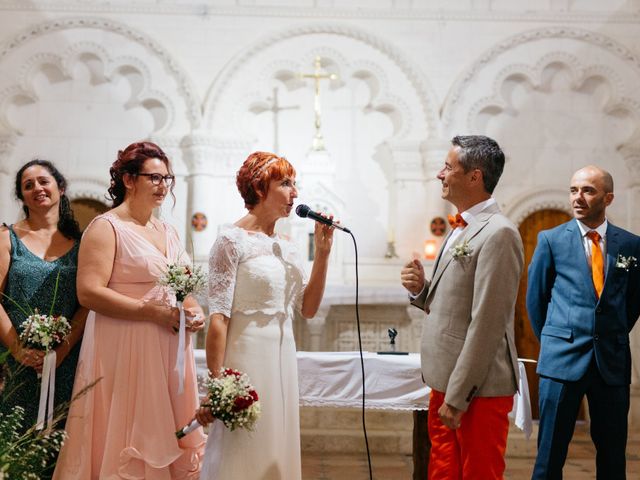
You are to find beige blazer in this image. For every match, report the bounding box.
[412,202,523,411]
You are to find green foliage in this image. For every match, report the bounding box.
[0,406,65,479]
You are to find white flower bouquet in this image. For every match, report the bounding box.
[176,367,261,439]
[158,263,207,302]
[158,262,207,393]
[18,310,71,352]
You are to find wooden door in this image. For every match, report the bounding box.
[70,198,109,231]
[515,209,571,419]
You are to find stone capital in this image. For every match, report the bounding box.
[182,133,252,176]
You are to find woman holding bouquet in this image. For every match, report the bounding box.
[0,160,87,422]
[0,160,87,475]
[196,151,335,479]
[53,142,206,479]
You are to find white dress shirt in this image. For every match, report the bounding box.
[576,218,608,275]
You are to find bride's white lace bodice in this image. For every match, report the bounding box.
[208,224,307,319]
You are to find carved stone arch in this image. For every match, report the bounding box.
[242,50,412,141]
[202,22,438,139]
[442,26,640,129]
[503,188,571,227]
[0,41,180,135]
[67,178,110,205]
[468,53,632,133]
[349,58,412,138]
[0,16,201,129]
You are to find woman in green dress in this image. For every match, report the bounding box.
[0,160,87,433]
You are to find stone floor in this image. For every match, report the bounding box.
[301,423,640,479]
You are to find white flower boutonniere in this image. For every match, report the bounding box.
[450,239,473,260]
[615,254,637,271]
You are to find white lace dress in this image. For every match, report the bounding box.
[201,224,306,480]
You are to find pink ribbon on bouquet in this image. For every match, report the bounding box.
[36,350,56,430]
[175,301,186,394]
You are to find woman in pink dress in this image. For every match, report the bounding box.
[53,142,206,479]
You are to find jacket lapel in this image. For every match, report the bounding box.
[602,224,620,296]
[427,208,494,300]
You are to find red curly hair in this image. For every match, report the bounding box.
[236,151,296,210]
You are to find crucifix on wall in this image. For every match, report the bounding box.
[299,56,337,151]
[249,87,299,153]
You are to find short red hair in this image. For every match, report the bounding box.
[236,152,296,210]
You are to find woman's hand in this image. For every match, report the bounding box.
[194,404,215,427]
[141,300,180,333]
[314,214,337,257]
[13,346,45,373]
[185,305,205,333]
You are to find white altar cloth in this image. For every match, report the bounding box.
[194,350,533,440]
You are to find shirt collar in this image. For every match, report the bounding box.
[460,197,496,224]
[576,218,608,239]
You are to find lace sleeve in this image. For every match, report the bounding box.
[208,232,240,318]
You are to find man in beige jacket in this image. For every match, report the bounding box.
[401,135,523,479]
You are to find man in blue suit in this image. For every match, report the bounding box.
[527,165,640,479]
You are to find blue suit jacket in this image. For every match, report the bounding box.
[526,219,640,386]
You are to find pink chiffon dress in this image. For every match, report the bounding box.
[53,212,205,480]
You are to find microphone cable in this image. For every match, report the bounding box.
[347,230,373,480]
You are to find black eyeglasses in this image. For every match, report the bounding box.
[137,173,175,187]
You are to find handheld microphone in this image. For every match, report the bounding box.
[295,204,351,233]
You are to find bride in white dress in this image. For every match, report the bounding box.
[196,152,336,480]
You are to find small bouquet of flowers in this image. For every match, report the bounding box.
[1,270,69,430]
[18,310,71,353]
[158,263,207,303]
[176,367,261,439]
[157,262,207,393]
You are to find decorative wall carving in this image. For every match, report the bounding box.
[442,26,640,129]
[202,22,438,138]
[1,43,175,135]
[0,16,201,128]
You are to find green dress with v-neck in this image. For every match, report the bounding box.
[0,225,81,430]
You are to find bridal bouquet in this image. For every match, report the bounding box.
[158,262,207,394]
[176,367,261,439]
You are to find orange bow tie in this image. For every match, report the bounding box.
[448,213,468,229]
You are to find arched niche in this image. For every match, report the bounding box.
[69,197,109,231]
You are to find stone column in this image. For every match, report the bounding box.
[386,138,450,262]
[150,134,188,240]
[305,305,331,351]
[0,134,17,223]
[626,175,640,428]
[182,133,252,262]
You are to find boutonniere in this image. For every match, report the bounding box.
[615,254,637,271]
[450,239,473,260]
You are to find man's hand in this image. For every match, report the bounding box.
[401,259,425,296]
[438,402,463,429]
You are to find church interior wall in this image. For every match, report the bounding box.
[1,0,640,437]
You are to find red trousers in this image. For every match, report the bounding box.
[427,389,513,480]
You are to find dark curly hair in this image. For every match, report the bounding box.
[108,141,174,208]
[236,151,296,210]
[14,160,82,240]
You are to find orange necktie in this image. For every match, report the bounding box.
[586,230,604,298]
[447,213,468,229]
